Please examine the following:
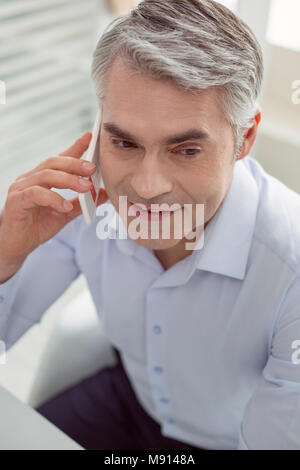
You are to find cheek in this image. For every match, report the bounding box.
[100,156,113,178]
[99,148,118,182]
[100,153,131,200]
[189,164,219,199]
[189,167,224,220]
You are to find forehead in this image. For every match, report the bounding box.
[102,55,226,134]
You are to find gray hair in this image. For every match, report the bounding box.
[91,0,264,161]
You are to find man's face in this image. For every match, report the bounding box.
[98,55,237,254]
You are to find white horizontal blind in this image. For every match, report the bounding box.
[0,0,104,206]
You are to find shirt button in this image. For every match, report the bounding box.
[154,366,164,374]
[160,397,169,404]
[153,325,161,334]
[0,296,4,303]
[167,417,175,424]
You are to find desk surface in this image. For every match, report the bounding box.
[0,385,84,450]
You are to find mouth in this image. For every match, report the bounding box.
[128,201,182,222]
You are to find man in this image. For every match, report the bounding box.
[1,0,300,450]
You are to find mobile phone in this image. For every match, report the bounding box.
[79,109,104,224]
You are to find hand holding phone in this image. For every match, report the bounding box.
[0,131,99,284]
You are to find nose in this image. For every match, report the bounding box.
[130,153,173,201]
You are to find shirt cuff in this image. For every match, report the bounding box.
[0,267,22,316]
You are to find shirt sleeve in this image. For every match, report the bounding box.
[0,189,82,351]
[236,275,300,450]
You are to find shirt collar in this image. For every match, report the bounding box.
[106,156,259,284]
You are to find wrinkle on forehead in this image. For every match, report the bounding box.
[102,54,228,141]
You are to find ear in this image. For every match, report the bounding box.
[236,110,261,161]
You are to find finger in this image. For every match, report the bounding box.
[15,156,96,182]
[11,185,76,213]
[10,169,93,193]
[58,131,92,158]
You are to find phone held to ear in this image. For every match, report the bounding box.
[79,110,104,224]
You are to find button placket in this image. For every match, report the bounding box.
[153,324,161,334]
[146,288,175,425]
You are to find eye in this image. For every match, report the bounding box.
[111,138,200,159]
[177,148,201,158]
[111,139,136,149]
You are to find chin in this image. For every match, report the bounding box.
[128,235,182,251]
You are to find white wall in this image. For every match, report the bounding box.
[255,45,300,194]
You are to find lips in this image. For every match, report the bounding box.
[130,201,180,213]
[131,202,161,213]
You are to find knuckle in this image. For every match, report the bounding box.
[21,186,32,199]
[24,185,37,196]
[45,156,57,166]
[40,168,53,179]
[8,181,21,193]
[24,185,42,203]
[6,190,19,205]
[15,172,26,182]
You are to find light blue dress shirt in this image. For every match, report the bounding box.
[1,155,300,450]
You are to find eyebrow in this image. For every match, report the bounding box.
[103,122,210,146]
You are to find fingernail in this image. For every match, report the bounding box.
[79,177,92,187]
[82,162,96,171]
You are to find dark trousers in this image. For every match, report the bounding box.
[35,347,205,450]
